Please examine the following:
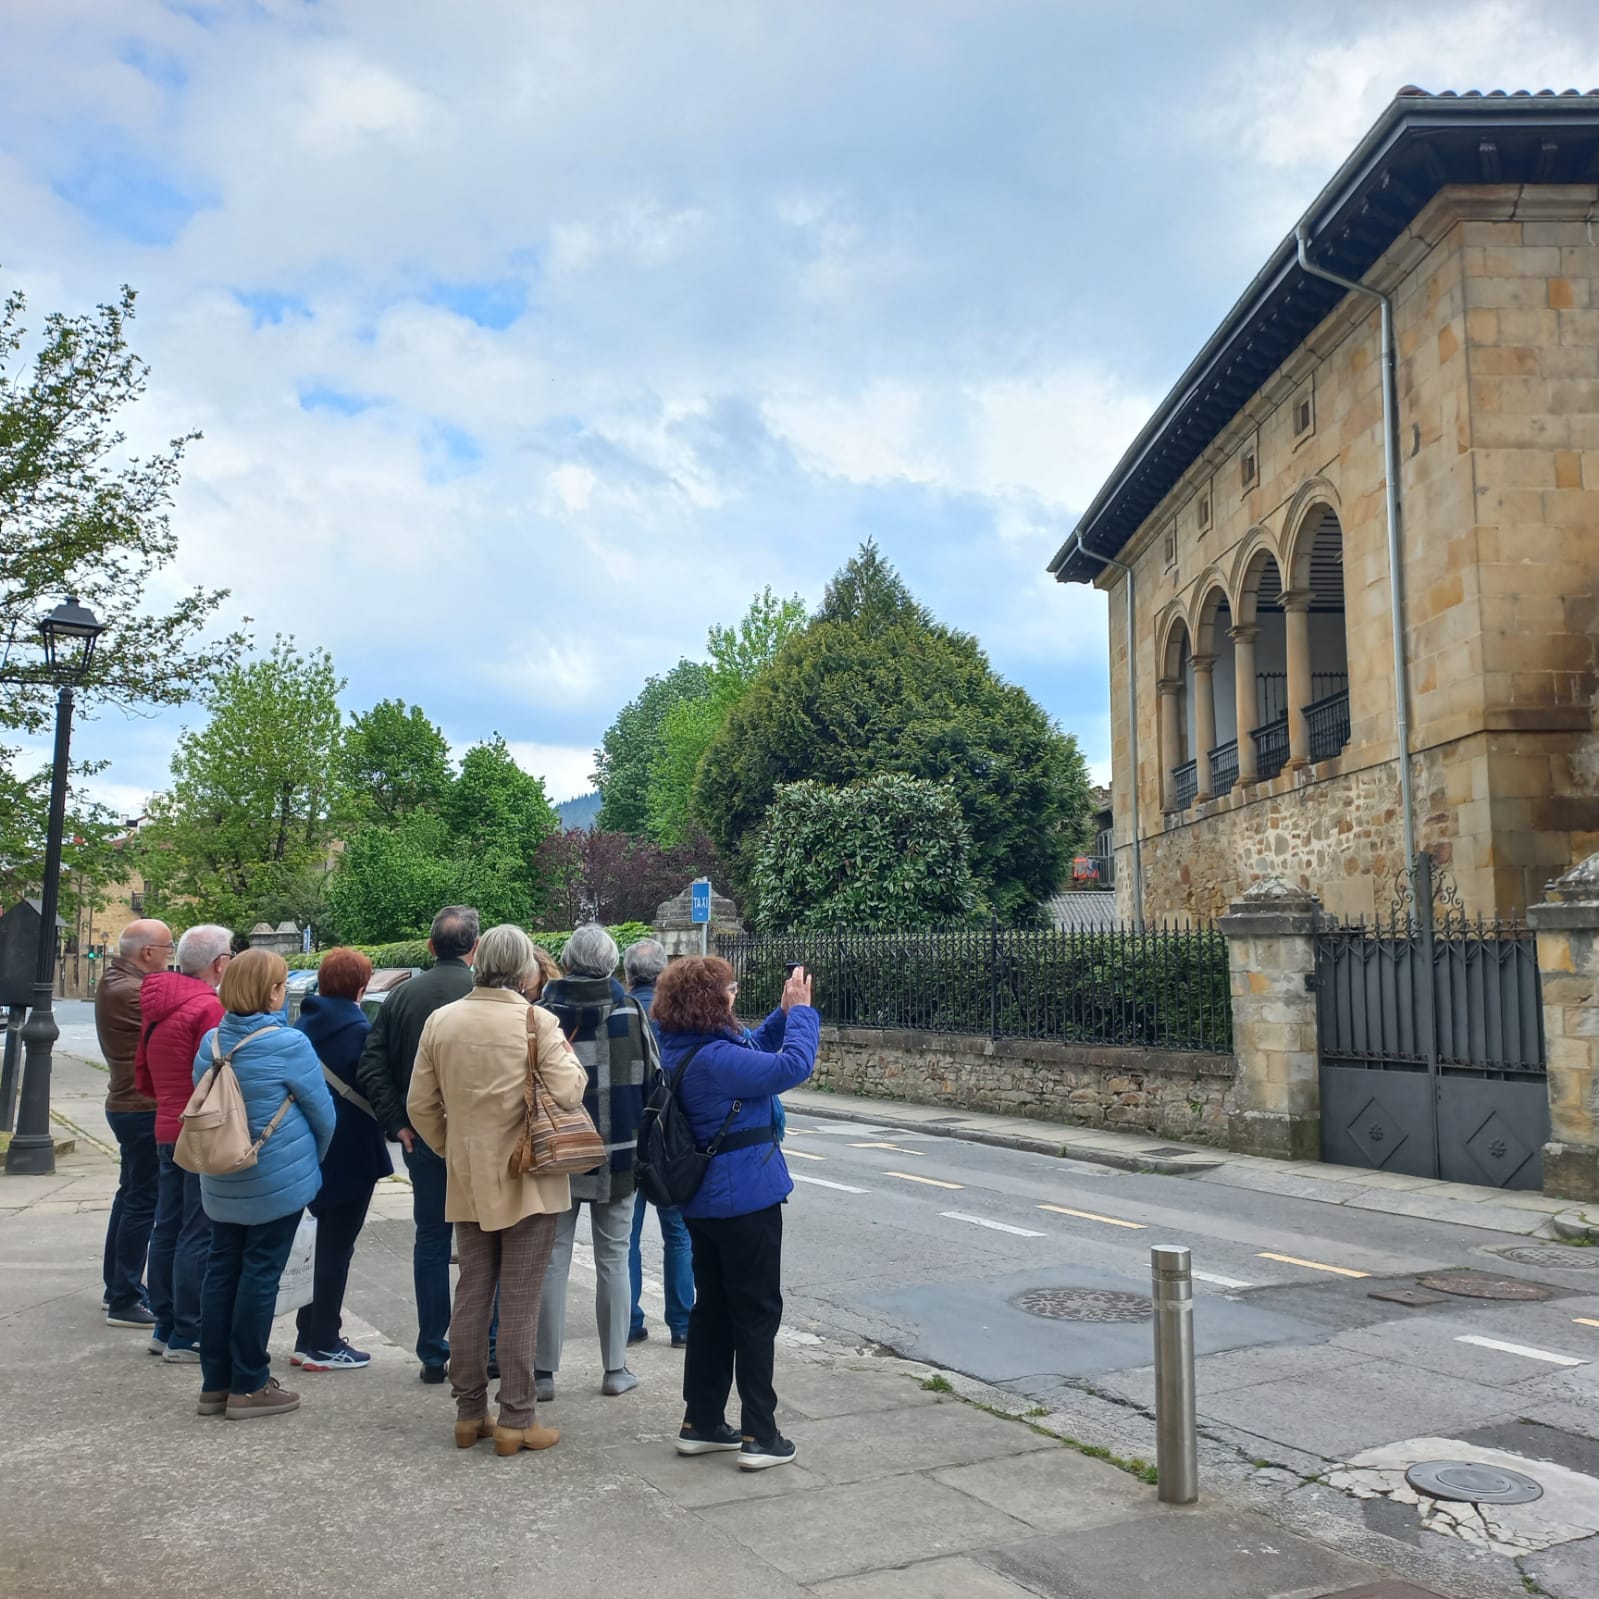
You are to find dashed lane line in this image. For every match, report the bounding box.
[1038,1203,1145,1230]
[884,1170,963,1189]
[1575,1317,1599,1330]
[1257,1251,1369,1279]
[785,1149,827,1161]
[851,1141,926,1156]
[940,1211,1046,1238]
[1456,1334,1585,1368]
[1192,1270,1255,1290]
[792,1174,869,1194]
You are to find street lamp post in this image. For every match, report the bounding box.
[5,598,105,1178]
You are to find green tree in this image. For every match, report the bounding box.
[138,638,344,930]
[592,658,710,833]
[645,587,807,845]
[326,812,468,942]
[338,698,453,825]
[695,551,1094,923]
[440,736,561,927]
[751,775,980,931]
[815,537,930,629]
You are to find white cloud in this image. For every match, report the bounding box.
[502,743,596,806]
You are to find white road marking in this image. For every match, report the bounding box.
[851,1141,925,1155]
[1192,1270,1254,1290]
[792,1174,869,1194]
[785,1149,827,1161]
[1455,1334,1585,1367]
[940,1211,1046,1238]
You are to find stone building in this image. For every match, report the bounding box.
[1050,89,1599,922]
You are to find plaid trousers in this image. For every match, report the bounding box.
[452,1211,558,1428]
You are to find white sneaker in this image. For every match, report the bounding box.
[162,1345,201,1364]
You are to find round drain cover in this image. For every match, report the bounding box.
[1415,1272,1552,1301]
[1405,1459,1544,1505]
[1493,1244,1599,1270]
[1013,1287,1152,1323]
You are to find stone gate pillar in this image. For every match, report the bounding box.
[1528,853,1599,1202]
[1220,877,1322,1160]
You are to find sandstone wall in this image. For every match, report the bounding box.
[810,1025,1236,1146]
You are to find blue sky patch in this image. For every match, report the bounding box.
[51,147,216,246]
[236,289,310,326]
[116,39,189,91]
[298,384,372,416]
[422,279,528,330]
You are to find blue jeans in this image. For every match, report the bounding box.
[630,1189,693,1340]
[294,1189,372,1354]
[404,1141,453,1368]
[148,1142,210,1348]
[103,1110,158,1313]
[200,1211,301,1396]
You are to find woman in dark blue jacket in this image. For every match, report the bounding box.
[652,956,818,1472]
[292,947,393,1371]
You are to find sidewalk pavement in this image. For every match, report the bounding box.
[0,1054,1466,1599]
[783,1086,1594,1240]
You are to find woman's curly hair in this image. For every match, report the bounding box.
[652,955,739,1035]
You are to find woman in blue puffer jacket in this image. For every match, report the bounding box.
[651,956,818,1474]
[192,947,335,1423]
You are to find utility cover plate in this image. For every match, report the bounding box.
[1491,1244,1599,1270]
[1368,1287,1450,1308]
[1415,1272,1552,1301]
[1404,1459,1544,1505]
[1013,1287,1152,1323]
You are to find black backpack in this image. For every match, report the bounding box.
[635,1043,776,1208]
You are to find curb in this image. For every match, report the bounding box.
[1551,1209,1599,1243]
[790,1098,1225,1177]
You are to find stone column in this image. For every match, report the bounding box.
[1231,625,1260,785]
[1158,678,1183,811]
[1282,591,1313,770]
[1191,654,1217,801]
[1528,853,1599,1202]
[1220,877,1322,1160]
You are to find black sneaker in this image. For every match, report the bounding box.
[676,1421,742,1456]
[419,1363,448,1385]
[739,1434,796,1471]
[627,1326,649,1347]
[106,1303,157,1330]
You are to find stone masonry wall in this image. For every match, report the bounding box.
[810,1026,1237,1146]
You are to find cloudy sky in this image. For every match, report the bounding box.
[4,0,1594,815]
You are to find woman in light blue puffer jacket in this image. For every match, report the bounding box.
[191,948,335,1421]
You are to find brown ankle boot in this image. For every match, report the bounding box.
[454,1416,494,1449]
[493,1422,559,1456]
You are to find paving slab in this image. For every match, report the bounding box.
[1097,1340,1369,1406]
[930,1448,1149,1533]
[1520,1531,1599,1599]
[810,1554,1043,1597]
[979,1507,1381,1599]
[771,1361,945,1420]
[696,1476,1035,1585]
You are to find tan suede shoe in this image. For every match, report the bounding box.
[493,1423,559,1456]
[454,1416,494,1449]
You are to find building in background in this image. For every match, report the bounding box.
[1051,88,1599,922]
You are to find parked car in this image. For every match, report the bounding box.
[285,969,320,1023]
[359,966,421,1022]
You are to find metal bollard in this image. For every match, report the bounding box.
[1151,1244,1198,1504]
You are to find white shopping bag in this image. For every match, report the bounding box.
[274,1212,317,1317]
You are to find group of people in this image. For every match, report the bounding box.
[95,903,822,1468]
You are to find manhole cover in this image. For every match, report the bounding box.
[1405,1459,1544,1505]
[1415,1272,1552,1301]
[1492,1244,1599,1270]
[1014,1287,1152,1323]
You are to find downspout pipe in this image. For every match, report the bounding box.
[1090,550,1146,930]
[1294,225,1418,876]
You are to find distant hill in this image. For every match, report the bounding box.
[555,791,602,831]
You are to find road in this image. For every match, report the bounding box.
[770,1110,1599,1484]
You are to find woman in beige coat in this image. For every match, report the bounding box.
[408,925,587,1456]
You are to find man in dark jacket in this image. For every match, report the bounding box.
[134,924,229,1361]
[94,917,173,1329]
[356,905,478,1381]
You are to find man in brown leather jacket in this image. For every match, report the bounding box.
[95,918,173,1329]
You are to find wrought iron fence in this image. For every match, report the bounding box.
[717,922,1233,1053]
[1306,688,1351,764]
[1209,739,1239,798]
[1252,717,1289,780]
[1172,759,1198,810]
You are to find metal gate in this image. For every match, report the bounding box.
[1315,852,1548,1189]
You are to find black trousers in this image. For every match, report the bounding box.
[295,1189,374,1354]
[683,1204,783,1443]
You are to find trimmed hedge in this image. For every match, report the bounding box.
[287,921,654,973]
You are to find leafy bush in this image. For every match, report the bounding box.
[287,922,654,973]
[750,775,980,932]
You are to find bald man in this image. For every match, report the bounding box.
[95,918,174,1329]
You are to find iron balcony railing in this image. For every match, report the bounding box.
[718,922,1233,1053]
[1208,739,1239,798]
[1305,688,1351,764]
[1171,759,1198,810]
[1252,716,1289,781]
